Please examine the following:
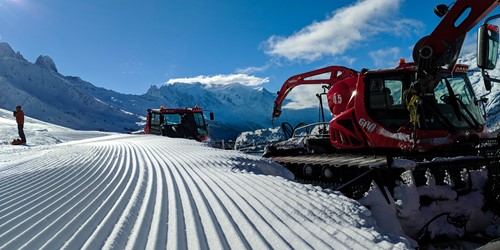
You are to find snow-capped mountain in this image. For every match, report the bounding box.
[0,42,142,133]
[0,42,319,140]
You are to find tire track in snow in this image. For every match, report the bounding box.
[0,146,100,201]
[0,145,98,207]
[160,144,209,249]
[228,172,330,248]
[186,150,385,250]
[0,152,77,216]
[274,181,378,248]
[62,142,138,249]
[229,165,390,250]
[168,146,286,249]
[185,168,268,249]
[235,164,402,250]
[0,145,103,246]
[234,173,345,241]
[232,172,354,249]
[0,135,410,250]
[38,143,124,249]
[97,141,146,250]
[159,141,188,250]
[141,138,257,249]
[175,148,275,249]
[0,141,119,249]
[29,144,121,249]
[165,144,320,247]
[164,147,229,250]
[0,144,117,249]
[191,159,298,249]
[125,143,166,250]
[168,149,252,249]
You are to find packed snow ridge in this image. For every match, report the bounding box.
[0,109,411,249]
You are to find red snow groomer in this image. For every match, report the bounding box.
[144,106,213,142]
[265,0,500,246]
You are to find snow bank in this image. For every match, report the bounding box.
[234,127,284,152]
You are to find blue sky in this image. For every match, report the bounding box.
[1,0,499,96]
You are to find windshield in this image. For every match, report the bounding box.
[421,73,485,130]
[193,113,208,136]
[161,112,208,138]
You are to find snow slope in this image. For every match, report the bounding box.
[0,109,411,249]
[0,109,113,146]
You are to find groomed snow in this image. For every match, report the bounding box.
[0,109,411,249]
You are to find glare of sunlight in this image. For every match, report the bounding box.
[2,0,30,9]
[1,0,43,18]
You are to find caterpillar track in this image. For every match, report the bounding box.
[265,137,500,212]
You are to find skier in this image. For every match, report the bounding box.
[13,105,26,144]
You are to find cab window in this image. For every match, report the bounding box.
[368,78,403,109]
[193,113,206,127]
[366,75,409,131]
[164,114,181,125]
[151,113,161,126]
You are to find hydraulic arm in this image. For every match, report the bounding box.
[413,0,500,93]
[272,66,356,119]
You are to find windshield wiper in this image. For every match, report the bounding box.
[443,78,483,131]
[455,98,483,131]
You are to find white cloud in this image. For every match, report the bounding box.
[264,0,423,61]
[283,85,328,110]
[369,47,400,67]
[235,64,270,74]
[166,73,270,86]
[339,56,357,66]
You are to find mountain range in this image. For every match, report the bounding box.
[0,42,319,140]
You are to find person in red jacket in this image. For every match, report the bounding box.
[13,105,26,144]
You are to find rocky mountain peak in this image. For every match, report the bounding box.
[35,55,58,73]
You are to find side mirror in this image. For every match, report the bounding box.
[209,112,214,120]
[477,24,499,70]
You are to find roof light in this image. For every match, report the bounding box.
[434,4,449,18]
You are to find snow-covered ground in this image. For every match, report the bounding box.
[234,127,284,152]
[0,109,413,249]
[0,109,114,146]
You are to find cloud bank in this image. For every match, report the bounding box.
[264,0,423,62]
[166,73,269,87]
